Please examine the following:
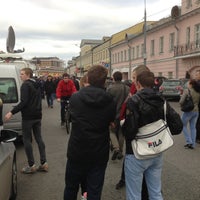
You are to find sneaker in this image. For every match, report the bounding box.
[21,164,37,174]
[37,162,48,172]
[184,144,194,149]
[116,179,125,190]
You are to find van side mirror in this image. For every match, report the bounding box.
[0,129,18,143]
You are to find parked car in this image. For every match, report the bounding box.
[0,129,18,200]
[159,79,186,100]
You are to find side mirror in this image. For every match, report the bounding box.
[0,129,18,143]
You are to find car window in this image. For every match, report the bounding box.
[0,78,18,103]
[162,80,181,86]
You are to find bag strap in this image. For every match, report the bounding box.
[164,101,167,121]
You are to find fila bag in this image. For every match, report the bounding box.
[131,101,174,160]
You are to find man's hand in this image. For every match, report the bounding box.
[4,112,13,121]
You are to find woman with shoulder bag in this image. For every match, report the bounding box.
[179,79,200,149]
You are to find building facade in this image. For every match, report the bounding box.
[67,0,200,79]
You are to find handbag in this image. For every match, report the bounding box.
[181,89,194,112]
[131,101,174,160]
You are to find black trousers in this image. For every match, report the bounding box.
[64,160,107,200]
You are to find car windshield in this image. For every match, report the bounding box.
[162,80,181,86]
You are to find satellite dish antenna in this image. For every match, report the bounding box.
[6,26,15,53]
[6,26,25,53]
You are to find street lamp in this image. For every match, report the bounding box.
[144,0,147,66]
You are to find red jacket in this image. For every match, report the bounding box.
[56,79,77,98]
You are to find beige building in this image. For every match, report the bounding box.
[67,0,200,79]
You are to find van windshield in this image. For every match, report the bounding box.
[0,78,18,103]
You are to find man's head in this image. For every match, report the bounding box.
[136,71,155,90]
[132,65,150,84]
[87,65,108,88]
[62,73,70,82]
[113,71,122,82]
[20,68,33,81]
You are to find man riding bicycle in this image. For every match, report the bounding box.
[56,73,77,126]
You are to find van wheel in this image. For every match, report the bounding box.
[9,153,17,200]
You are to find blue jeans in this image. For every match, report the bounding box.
[182,111,199,147]
[22,119,46,166]
[125,154,163,200]
[64,160,107,200]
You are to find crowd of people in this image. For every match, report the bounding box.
[3,64,200,200]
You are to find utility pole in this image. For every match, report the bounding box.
[144,0,147,66]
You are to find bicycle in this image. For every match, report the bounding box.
[63,99,71,134]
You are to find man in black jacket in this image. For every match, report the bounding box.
[64,65,116,200]
[5,68,48,174]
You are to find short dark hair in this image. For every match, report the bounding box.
[113,71,122,81]
[62,73,70,78]
[87,65,108,87]
[21,68,33,78]
[137,71,155,88]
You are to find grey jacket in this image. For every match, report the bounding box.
[107,81,129,119]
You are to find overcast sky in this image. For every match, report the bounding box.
[0,0,181,62]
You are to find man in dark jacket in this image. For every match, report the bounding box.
[5,68,48,174]
[64,65,116,200]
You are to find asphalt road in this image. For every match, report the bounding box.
[15,100,200,200]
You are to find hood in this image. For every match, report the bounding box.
[136,88,164,108]
[78,86,113,108]
[26,79,40,90]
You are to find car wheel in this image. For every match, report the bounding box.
[9,152,17,200]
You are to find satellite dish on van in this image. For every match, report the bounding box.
[6,26,25,53]
[6,26,15,53]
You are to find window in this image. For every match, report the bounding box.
[169,33,175,52]
[159,36,164,53]
[141,44,144,58]
[168,72,173,79]
[186,27,190,48]
[120,51,123,62]
[186,0,192,8]
[124,50,127,61]
[0,78,18,103]
[196,0,200,4]
[150,40,155,56]
[136,45,139,58]
[132,47,135,60]
[195,24,200,48]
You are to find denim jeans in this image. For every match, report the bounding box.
[182,111,199,147]
[64,160,107,200]
[22,119,46,166]
[125,154,163,200]
[46,93,54,107]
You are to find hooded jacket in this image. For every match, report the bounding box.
[124,88,183,154]
[67,86,116,164]
[11,79,42,120]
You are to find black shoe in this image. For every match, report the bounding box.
[111,150,119,160]
[116,179,125,190]
[117,151,123,160]
[184,144,194,149]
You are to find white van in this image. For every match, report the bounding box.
[0,55,36,140]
